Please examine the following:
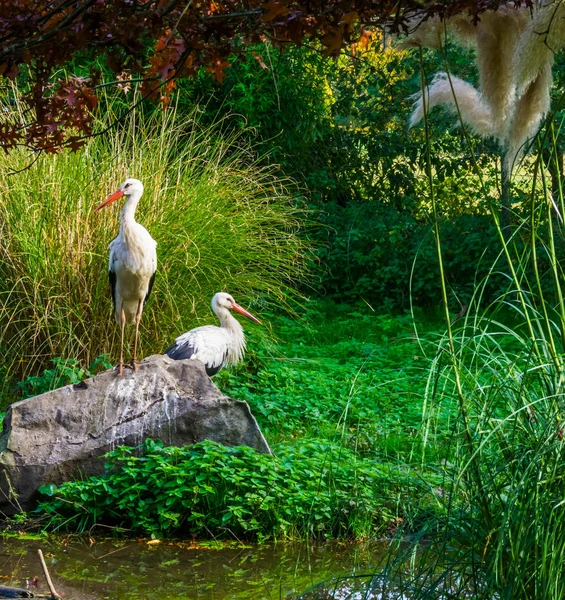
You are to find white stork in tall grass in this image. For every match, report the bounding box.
[95,178,157,375]
[165,292,262,376]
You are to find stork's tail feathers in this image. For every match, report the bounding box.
[409,73,496,138]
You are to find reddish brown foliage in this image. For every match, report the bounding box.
[0,0,519,153]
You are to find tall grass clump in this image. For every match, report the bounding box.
[330,217,565,597]
[384,306,565,599]
[349,55,565,599]
[0,96,310,404]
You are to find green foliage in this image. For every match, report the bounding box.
[177,44,337,202]
[175,38,513,310]
[218,303,433,456]
[179,37,487,206]
[318,204,495,309]
[39,438,424,540]
[318,201,565,310]
[15,355,112,399]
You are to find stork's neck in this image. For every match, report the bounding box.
[215,306,246,364]
[216,306,243,333]
[119,190,142,236]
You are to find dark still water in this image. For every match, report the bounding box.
[0,536,388,599]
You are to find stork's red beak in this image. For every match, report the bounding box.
[232,302,262,325]
[94,189,125,212]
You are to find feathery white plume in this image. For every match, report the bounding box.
[397,13,477,50]
[405,4,557,179]
[505,62,553,171]
[398,15,444,50]
[513,0,565,97]
[475,6,529,125]
[410,73,495,138]
[449,14,479,45]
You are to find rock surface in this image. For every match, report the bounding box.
[0,355,270,513]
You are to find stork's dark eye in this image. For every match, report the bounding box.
[124,183,131,189]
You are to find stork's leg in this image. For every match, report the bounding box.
[131,299,143,372]
[119,302,125,376]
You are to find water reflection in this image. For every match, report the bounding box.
[0,537,388,599]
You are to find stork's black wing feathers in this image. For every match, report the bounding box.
[165,336,229,377]
[145,270,156,305]
[165,339,196,360]
[109,269,117,312]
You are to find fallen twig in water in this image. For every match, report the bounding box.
[37,550,61,600]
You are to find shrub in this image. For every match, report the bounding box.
[38,438,435,540]
[318,201,563,311]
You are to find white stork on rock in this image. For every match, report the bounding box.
[95,178,157,375]
[165,292,262,376]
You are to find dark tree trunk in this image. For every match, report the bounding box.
[501,151,512,240]
[543,145,564,208]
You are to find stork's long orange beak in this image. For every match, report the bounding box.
[232,302,262,325]
[94,189,125,212]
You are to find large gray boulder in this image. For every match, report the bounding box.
[0,355,270,513]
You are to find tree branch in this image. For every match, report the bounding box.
[0,0,99,63]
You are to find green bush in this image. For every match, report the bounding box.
[317,202,564,311]
[38,438,434,540]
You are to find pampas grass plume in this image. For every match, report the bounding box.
[410,73,495,138]
[513,1,565,96]
[397,15,444,50]
[505,62,553,170]
[475,7,529,125]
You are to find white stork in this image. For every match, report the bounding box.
[165,292,261,376]
[94,178,157,375]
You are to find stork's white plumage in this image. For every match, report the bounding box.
[165,292,261,376]
[95,178,157,375]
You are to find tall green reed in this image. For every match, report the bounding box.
[0,93,311,404]
[371,56,565,600]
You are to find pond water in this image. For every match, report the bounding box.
[0,536,389,599]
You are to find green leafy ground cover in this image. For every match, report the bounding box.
[34,303,448,540]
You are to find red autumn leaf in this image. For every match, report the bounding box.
[358,29,372,50]
[0,0,505,153]
[4,63,20,79]
[206,59,230,83]
[320,27,345,57]
[155,35,169,52]
[63,87,78,106]
[261,1,290,22]
[82,89,98,110]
